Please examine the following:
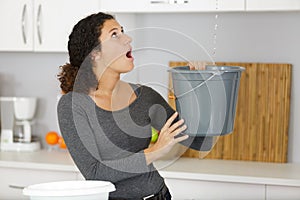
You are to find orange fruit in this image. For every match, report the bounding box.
[58,136,67,149]
[45,131,59,145]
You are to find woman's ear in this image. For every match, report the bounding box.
[90,49,102,61]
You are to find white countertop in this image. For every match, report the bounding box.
[0,150,78,172]
[1,150,300,187]
[157,158,300,187]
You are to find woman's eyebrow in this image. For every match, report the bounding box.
[109,26,123,33]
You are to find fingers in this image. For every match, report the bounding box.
[160,112,188,143]
[174,134,189,143]
[170,124,187,138]
[189,62,196,70]
[188,61,205,70]
[188,61,212,70]
[149,112,189,160]
[167,119,184,133]
[161,112,179,133]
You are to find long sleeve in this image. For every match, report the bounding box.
[147,88,178,131]
[57,93,151,183]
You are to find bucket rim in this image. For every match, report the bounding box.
[168,65,245,74]
[23,180,115,197]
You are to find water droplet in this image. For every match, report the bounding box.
[212,0,219,59]
[214,24,218,30]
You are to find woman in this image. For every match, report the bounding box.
[57,12,189,199]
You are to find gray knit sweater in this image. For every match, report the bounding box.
[57,84,175,198]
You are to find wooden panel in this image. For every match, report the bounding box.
[168,61,291,163]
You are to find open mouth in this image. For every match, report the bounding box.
[126,50,132,58]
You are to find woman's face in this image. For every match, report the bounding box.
[96,19,134,74]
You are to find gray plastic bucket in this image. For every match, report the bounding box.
[169,66,245,138]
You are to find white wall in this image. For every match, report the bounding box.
[0,52,68,147]
[0,12,299,162]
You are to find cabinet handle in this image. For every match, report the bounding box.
[37,4,42,44]
[150,0,169,4]
[9,184,25,190]
[21,4,27,44]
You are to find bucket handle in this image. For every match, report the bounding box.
[175,71,224,99]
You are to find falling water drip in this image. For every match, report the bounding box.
[212,0,219,60]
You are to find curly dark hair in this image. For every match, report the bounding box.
[58,12,114,94]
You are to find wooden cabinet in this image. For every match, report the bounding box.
[0,0,100,52]
[100,0,245,13]
[164,178,265,200]
[0,167,78,199]
[246,0,300,11]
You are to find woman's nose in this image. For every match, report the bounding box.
[123,34,132,44]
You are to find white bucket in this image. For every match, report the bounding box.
[23,180,115,200]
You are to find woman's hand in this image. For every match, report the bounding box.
[144,112,188,164]
[188,61,212,70]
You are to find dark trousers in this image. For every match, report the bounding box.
[109,184,172,200]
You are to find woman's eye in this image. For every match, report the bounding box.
[111,32,118,38]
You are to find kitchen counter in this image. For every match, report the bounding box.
[0,150,78,172]
[157,158,300,187]
[1,150,300,187]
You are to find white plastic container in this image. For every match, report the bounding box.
[23,180,115,200]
